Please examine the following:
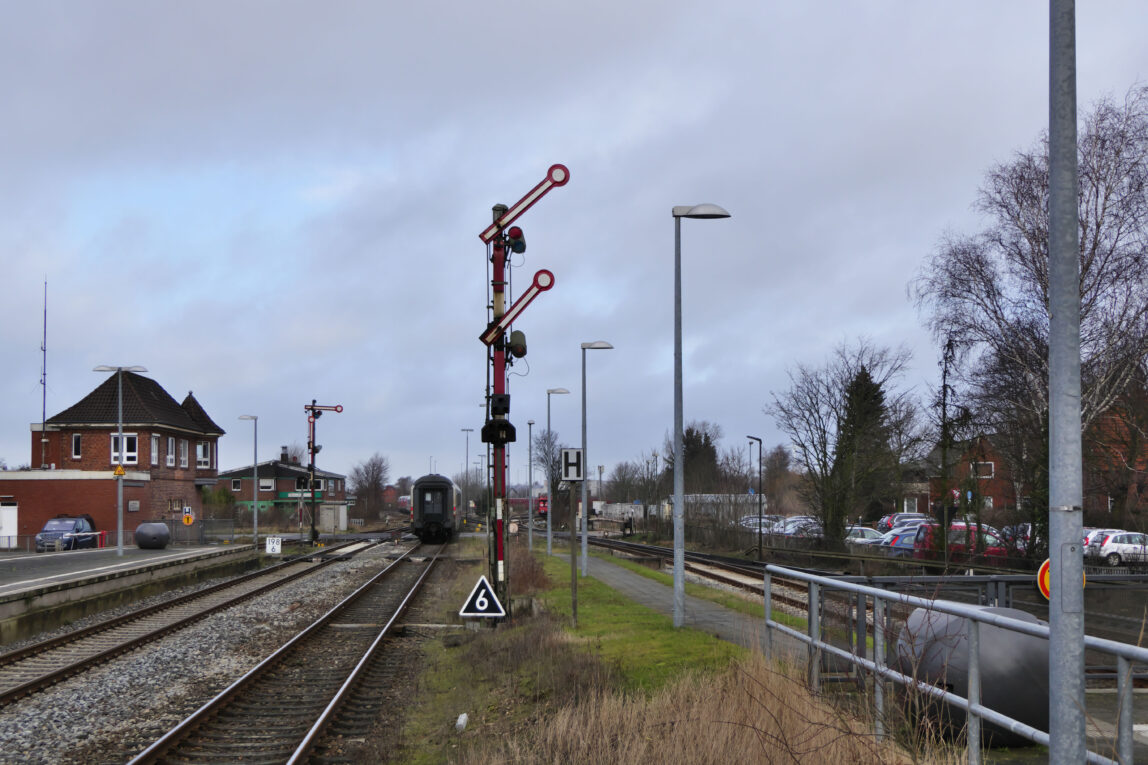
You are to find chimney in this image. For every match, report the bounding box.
[281,446,289,462]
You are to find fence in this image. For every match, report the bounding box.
[763,563,1148,764]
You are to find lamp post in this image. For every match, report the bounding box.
[240,415,258,548]
[672,203,730,627]
[545,387,569,556]
[461,428,473,522]
[527,419,535,552]
[93,365,147,557]
[580,341,613,576]
[747,435,762,561]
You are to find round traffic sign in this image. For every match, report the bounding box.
[1037,557,1086,600]
[1037,558,1051,599]
[182,514,194,526]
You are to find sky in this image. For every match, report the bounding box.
[1,3,1146,489]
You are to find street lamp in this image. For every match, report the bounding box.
[461,428,473,519]
[240,416,258,548]
[527,419,535,552]
[748,435,762,561]
[672,202,730,627]
[93,364,148,557]
[581,341,613,576]
[545,387,569,556]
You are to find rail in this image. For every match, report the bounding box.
[764,564,1148,765]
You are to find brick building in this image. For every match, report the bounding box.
[218,446,349,530]
[0,370,223,546]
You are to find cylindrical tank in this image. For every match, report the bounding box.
[893,603,1048,747]
[135,522,171,550]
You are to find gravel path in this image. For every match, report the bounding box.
[0,544,416,764]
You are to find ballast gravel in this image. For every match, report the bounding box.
[0,546,411,765]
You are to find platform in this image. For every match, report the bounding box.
[0,544,257,645]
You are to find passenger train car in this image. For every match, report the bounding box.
[410,473,461,543]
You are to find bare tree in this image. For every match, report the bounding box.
[286,442,306,465]
[767,339,925,544]
[607,461,642,503]
[912,86,1148,471]
[763,445,805,516]
[349,453,390,517]
[532,429,567,507]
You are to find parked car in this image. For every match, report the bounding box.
[739,514,782,532]
[913,521,1008,562]
[779,516,821,537]
[888,517,929,535]
[1001,523,1033,553]
[846,525,884,544]
[879,529,918,557]
[1091,531,1148,566]
[1084,528,1125,560]
[877,512,931,533]
[35,515,100,552]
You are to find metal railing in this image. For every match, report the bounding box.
[763,564,1148,765]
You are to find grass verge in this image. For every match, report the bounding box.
[398,537,966,763]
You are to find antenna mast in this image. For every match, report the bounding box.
[40,279,48,469]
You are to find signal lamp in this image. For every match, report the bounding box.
[509,330,527,358]
[506,226,526,254]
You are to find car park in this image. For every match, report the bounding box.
[1091,531,1148,566]
[35,515,100,552]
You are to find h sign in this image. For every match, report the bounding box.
[561,448,584,482]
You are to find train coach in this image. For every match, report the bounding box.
[410,473,461,543]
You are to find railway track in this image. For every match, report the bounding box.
[0,539,373,706]
[128,544,442,764]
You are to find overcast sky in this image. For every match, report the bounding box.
[1,3,1146,488]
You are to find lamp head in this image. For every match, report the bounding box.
[580,341,613,350]
[672,203,731,220]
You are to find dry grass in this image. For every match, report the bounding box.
[453,651,932,764]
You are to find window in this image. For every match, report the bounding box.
[232,479,241,492]
[151,435,159,466]
[314,479,324,491]
[166,437,175,467]
[196,441,212,469]
[971,461,994,479]
[179,440,188,469]
[110,433,138,465]
[259,478,274,492]
[72,434,82,460]
[903,497,917,513]
[982,497,994,510]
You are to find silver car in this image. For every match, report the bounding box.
[1093,531,1148,566]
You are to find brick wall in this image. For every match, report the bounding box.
[0,476,147,536]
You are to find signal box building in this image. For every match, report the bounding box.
[218,446,349,530]
[0,370,223,546]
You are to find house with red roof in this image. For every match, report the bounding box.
[0,370,223,547]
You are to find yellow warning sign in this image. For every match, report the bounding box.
[113,465,126,477]
[182,514,194,526]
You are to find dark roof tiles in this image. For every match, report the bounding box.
[48,371,225,436]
